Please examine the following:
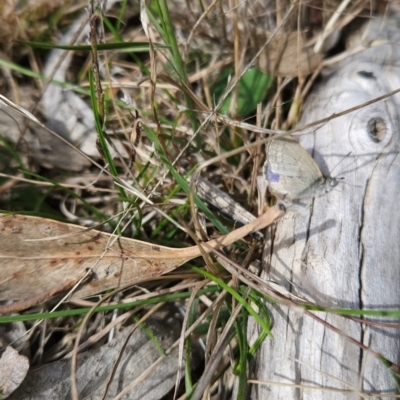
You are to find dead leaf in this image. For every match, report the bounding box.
[8,317,186,400]
[0,205,283,311]
[254,31,322,77]
[0,93,91,172]
[0,346,29,398]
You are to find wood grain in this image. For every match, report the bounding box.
[250,15,400,399]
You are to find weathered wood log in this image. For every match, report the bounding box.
[250,14,400,399]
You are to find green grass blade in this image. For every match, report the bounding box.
[19,40,168,52]
[0,286,221,323]
[191,266,271,333]
[143,125,228,233]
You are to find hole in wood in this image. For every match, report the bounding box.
[367,117,386,142]
[357,70,376,79]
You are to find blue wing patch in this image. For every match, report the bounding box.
[267,167,280,182]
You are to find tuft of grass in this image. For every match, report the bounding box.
[1,1,398,399]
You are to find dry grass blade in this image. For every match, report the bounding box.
[3,1,396,398]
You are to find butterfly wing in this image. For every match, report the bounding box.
[264,138,325,199]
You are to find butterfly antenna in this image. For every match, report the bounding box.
[330,151,352,177]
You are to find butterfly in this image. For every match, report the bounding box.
[263,138,339,200]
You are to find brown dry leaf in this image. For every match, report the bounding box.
[0,206,283,312]
[255,31,322,77]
